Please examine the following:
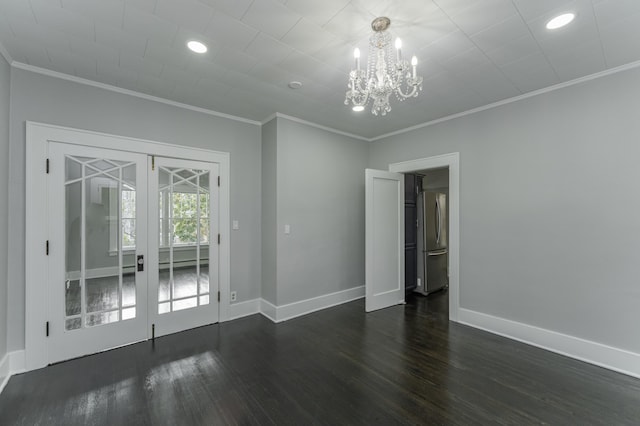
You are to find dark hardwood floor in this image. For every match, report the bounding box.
[1,292,639,425]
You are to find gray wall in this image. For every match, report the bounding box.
[261,119,277,304]
[421,168,449,193]
[275,118,368,305]
[0,55,10,363]
[370,66,640,354]
[8,68,262,351]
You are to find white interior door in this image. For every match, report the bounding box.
[48,142,148,363]
[365,169,405,312]
[148,156,220,337]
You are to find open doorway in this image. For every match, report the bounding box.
[404,168,449,303]
[389,153,460,322]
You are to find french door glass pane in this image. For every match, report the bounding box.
[158,166,210,314]
[65,280,81,316]
[64,155,138,330]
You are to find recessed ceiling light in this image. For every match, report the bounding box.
[187,40,207,54]
[546,13,575,30]
[288,81,303,89]
[352,105,365,112]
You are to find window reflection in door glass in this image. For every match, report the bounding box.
[64,155,138,330]
[158,166,211,314]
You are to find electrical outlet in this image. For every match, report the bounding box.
[230,291,237,302]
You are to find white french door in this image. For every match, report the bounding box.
[148,157,219,337]
[46,143,220,364]
[48,142,149,363]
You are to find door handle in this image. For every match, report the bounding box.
[435,198,441,244]
[137,255,144,272]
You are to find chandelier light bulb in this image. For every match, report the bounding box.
[411,56,418,78]
[353,48,360,58]
[352,105,365,112]
[395,38,402,49]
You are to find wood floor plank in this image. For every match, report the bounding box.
[1,292,639,425]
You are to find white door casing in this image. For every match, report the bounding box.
[25,122,230,371]
[365,169,405,312]
[389,153,460,322]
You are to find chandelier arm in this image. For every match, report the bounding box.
[345,74,371,107]
[395,84,419,99]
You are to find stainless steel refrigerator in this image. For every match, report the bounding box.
[416,191,448,295]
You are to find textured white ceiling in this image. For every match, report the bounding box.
[0,0,639,138]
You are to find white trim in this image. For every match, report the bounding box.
[458,309,640,379]
[225,298,260,322]
[217,148,231,324]
[25,123,49,371]
[260,286,365,323]
[389,153,460,322]
[371,59,640,141]
[0,350,27,395]
[260,299,277,322]
[272,113,370,142]
[9,350,25,375]
[11,56,640,143]
[0,353,9,394]
[29,121,232,158]
[12,62,261,126]
[261,113,278,125]
[276,286,364,322]
[0,40,12,65]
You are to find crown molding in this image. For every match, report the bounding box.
[371,58,640,142]
[9,55,640,142]
[11,62,262,126]
[10,62,365,140]
[261,113,278,125]
[272,113,370,142]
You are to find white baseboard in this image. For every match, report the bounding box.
[458,308,640,379]
[260,298,277,322]
[262,286,365,323]
[9,350,26,374]
[224,298,260,322]
[0,353,9,394]
[0,350,27,395]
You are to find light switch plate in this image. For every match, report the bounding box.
[232,220,239,230]
[284,224,290,234]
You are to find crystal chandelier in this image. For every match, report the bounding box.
[344,17,423,116]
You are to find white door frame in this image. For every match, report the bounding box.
[389,153,460,322]
[25,121,231,371]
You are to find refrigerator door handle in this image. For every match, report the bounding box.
[427,249,448,256]
[435,197,441,245]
